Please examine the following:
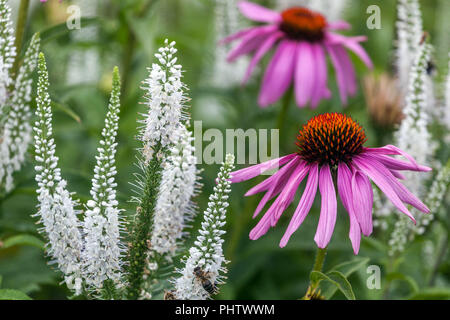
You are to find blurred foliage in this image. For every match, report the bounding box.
[0,0,448,300]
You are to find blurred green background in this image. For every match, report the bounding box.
[0,0,448,300]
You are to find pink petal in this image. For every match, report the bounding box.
[220,26,260,45]
[353,156,416,223]
[242,31,284,84]
[390,169,406,180]
[337,163,361,254]
[363,155,429,214]
[258,40,297,107]
[326,44,348,105]
[238,1,282,23]
[280,163,319,248]
[314,164,337,248]
[335,45,357,96]
[363,145,432,172]
[294,42,315,107]
[227,26,278,62]
[271,162,309,225]
[370,154,431,172]
[245,156,300,196]
[326,33,373,68]
[327,21,352,30]
[310,43,330,108]
[351,170,373,236]
[230,153,297,183]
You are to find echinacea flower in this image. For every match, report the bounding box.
[229,113,430,254]
[222,1,373,108]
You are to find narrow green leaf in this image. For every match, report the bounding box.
[409,288,450,300]
[386,272,419,294]
[0,275,3,288]
[39,17,99,45]
[52,101,81,123]
[1,234,45,250]
[0,289,32,300]
[310,271,356,300]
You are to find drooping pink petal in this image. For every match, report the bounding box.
[230,153,297,183]
[370,154,431,172]
[245,156,300,196]
[220,26,261,45]
[314,164,337,248]
[258,40,297,107]
[390,169,406,180]
[271,162,309,225]
[351,170,373,236]
[238,1,282,23]
[362,155,429,214]
[242,31,284,84]
[249,161,306,240]
[327,21,351,30]
[227,26,278,62]
[294,42,315,107]
[326,33,373,68]
[326,44,348,105]
[353,156,416,223]
[337,163,361,254]
[364,145,432,172]
[310,43,330,108]
[280,163,319,248]
[335,45,357,96]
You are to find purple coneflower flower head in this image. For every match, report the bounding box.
[222,1,373,108]
[230,113,431,254]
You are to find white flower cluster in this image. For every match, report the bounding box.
[141,39,188,161]
[389,41,434,255]
[396,0,423,91]
[0,0,15,110]
[0,33,40,192]
[212,0,248,87]
[34,54,84,294]
[151,124,200,259]
[82,67,123,290]
[174,154,234,300]
[444,55,450,133]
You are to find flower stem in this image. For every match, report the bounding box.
[303,247,327,299]
[12,0,30,79]
[276,88,293,135]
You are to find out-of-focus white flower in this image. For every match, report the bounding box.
[140,39,188,161]
[174,154,234,300]
[151,124,201,259]
[389,41,434,256]
[0,33,40,192]
[82,67,124,291]
[396,0,423,92]
[34,53,83,295]
[0,0,16,109]
[444,55,450,131]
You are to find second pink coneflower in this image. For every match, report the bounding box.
[230,113,430,254]
[223,1,373,108]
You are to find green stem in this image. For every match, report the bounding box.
[275,88,292,134]
[302,247,327,299]
[12,0,30,79]
[126,145,164,299]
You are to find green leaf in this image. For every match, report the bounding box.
[39,17,99,45]
[52,101,81,123]
[386,272,419,294]
[1,235,45,250]
[310,271,356,300]
[321,257,370,299]
[0,275,3,288]
[0,289,32,300]
[409,288,450,300]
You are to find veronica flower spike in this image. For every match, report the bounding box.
[230,113,430,254]
[222,1,373,108]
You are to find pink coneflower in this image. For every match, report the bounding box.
[222,1,373,108]
[230,113,430,254]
